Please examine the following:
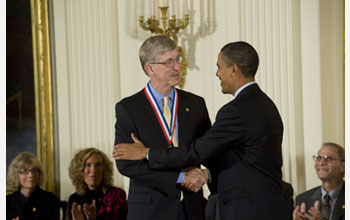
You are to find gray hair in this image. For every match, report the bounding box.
[220,41,259,77]
[319,142,345,161]
[139,35,177,75]
[7,152,45,189]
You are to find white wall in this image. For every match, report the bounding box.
[52,0,344,201]
[52,0,123,200]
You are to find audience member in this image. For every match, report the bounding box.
[68,148,127,220]
[7,152,60,220]
[293,142,345,220]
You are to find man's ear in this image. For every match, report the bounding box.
[231,64,239,77]
[232,63,244,77]
[232,63,239,73]
[144,64,153,76]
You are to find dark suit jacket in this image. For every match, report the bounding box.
[115,88,211,220]
[295,183,345,220]
[148,84,291,220]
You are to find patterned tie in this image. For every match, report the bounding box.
[163,96,178,147]
[163,96,182,201]
[321,194,331,220]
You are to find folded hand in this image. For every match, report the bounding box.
[113,133,149,160]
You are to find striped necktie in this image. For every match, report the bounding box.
[163,96,178,147]
[321,194,331,220]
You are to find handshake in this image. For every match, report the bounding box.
[112,136,209,193]
[181,167,209,192]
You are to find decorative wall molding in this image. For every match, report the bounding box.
[53,0,123,200]
[30,0,56,194]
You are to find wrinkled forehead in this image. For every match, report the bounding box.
[318,146,339,156]
[156,48,179,61]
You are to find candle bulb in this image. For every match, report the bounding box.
[208,0,213,22]
[184,0,188,15]
[159,0,168,7]
[151,0,155,16]
[170,0,175,16]
[138,0,143,17]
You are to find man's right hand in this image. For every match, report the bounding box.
[181,167,209,192]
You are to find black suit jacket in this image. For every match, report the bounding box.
[148,84,291,220]
[295,183,345,220]
[115,88,211,220]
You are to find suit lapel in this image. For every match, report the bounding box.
[177,93,184,145]
[177,92,190,146]
[331,183,345,220]
[310,187,322,211]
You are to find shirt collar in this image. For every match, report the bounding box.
[148,82,175,103]
[234,81,256,98]
[321,181,344,201]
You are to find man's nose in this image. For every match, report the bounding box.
[173,61,181,70]
[318,158,327,165]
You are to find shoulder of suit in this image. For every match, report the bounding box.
[117,89,145,105]
[176,88,205,100]
[6,190,19,199]
[296,185,321,200]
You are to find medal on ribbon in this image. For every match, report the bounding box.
[144,83,178,145]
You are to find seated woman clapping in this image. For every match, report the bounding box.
[68,148,127,220]
[6,152,60,220]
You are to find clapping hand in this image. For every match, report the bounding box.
[72,200,97,220]
[293,201,321,220]
[71,202,84,220]
[83,200,97,220]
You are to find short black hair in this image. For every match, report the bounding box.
[220,41,259,77]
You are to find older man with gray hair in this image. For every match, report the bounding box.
[114,35,211,220]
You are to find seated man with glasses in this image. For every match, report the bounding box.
[293,142,345,220]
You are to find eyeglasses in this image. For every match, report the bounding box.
[149,56,182,67]
[312,154,340,163]
[19,168,39,175]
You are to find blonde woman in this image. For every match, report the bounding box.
[6,152,60,220]
[68,148,127,220]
